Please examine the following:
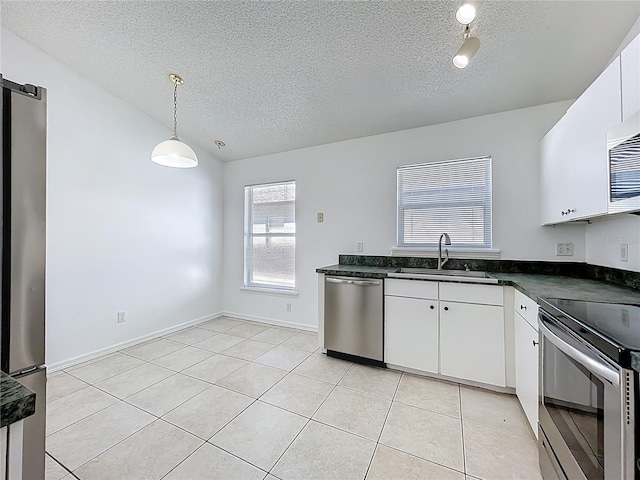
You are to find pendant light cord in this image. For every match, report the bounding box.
[172,81,179,140]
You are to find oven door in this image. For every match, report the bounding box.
[539,310,631,480]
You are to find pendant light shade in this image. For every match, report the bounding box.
[151,139,198,168]
[152,73,198,168]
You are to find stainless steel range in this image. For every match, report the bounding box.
[538,298,639,480]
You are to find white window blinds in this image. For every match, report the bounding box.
[244,181,296,290]
[397,157,492,248]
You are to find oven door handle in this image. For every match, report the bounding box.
[539,320,620,386]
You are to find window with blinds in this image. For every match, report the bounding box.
[244,181,296,290]
[397,157,492,248]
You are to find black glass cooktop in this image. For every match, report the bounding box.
[539,298,640,368]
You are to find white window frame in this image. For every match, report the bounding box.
[244,180,296,292]
[396,156,493,251]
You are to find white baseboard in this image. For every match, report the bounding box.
[386,363,516,395]
[222,311,318,333]
[47,311,224,373]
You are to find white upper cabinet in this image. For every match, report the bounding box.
[621,33,640,120]
[540,57,622,225]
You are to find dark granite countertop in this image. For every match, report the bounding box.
[0,372,36,428]
[317,265,640,305]
[493,273,640,305]
[316,265,399,279]
[318,260,640,371]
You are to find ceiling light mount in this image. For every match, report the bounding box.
[151,73,198,168]
[168,73,184,86]
[214,140,226,149]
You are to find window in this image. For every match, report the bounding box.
[397,156,492,248]
[244,181,295,290]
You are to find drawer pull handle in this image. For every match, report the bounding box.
[430,305,435,310]
[520,305,527,310]
[444,306,449,311]
[533,340,539,347]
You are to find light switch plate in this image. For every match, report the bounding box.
[621,243,629,262]
[317,212,324,223]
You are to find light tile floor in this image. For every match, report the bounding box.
[45,317,542,480]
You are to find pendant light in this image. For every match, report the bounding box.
[151,73,198,168]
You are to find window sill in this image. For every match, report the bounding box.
[390,247,501,260]
[240,287,299,298]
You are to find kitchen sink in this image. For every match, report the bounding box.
[387,267,498,284]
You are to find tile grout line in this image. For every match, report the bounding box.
[459,383,468,475]
[47,452,80,480]
[55,361,250,475]
[376,443,467,477]
[156,438,210,480]
[45,387,124,438]
[265,359,353,476]
[48,322,308,476]
[63,357,145,385]
[362,370,404,479]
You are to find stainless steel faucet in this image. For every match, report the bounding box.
[438,233,451,270]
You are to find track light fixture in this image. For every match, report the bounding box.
[455,3,476,25]
[452,3,480,69]
[453,25,481,69]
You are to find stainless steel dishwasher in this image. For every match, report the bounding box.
[324,276,384,364]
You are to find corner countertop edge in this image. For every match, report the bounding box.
[0,371,36,428]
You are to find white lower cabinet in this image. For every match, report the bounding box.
[440,301,506,387]
[515,311,539,437]
[385,295,439,373]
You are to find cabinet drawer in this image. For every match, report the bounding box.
[385,279,438,300]
[439,282,503,306]
[514,290,538,331]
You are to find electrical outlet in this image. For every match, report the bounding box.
[356,242,364,252]
[555,243,574,256]
[565,243,574,256]
[621,243,629,262]
[286,303,292,312]
[117,311,126,323]
[317,212,324,223]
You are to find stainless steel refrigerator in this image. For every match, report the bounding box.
[0,76,47,480]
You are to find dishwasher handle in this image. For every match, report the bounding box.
[352,280,381,286]
[325,277,380,286]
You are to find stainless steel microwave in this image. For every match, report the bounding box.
[608,110,640,214]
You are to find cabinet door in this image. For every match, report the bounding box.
[384,295,438,373]
[540,112,572,225]
[515,312,539,438]
[540,57,621,224]
[440,301,505,387]
[622,33,640,120]
[564,56,621,220]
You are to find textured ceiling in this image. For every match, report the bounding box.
[2,1,639,161]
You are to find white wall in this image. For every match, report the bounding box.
[586,215,640,272]
[223,101,586,329]
[2,28,225,367]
